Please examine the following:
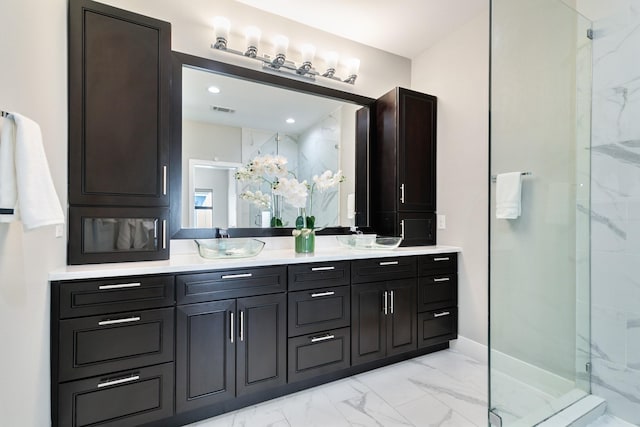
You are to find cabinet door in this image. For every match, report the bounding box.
[351,282,387,365]
[176,300,236,413]
[236,293,286,396]
[69,0,170,207]
[386,279,417,357]
[398,88,437,212]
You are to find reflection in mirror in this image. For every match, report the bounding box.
[180,65,359,230]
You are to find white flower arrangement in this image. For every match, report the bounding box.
[236,154,345,229]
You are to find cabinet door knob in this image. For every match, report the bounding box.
[97,374,140,389]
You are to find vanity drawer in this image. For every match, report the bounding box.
[351,257,416,284]
[176,266,286,304]
[418,308,457,348]
[288,286,350,337]
[58,307,174,382]
[417,274,457,312]
[58,362,174,427]
[288,261,350,291]
[56,275,174,319]
[418,253,457,276]
[288,327,350,383]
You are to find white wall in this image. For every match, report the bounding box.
[0,0,67,425]
[411,8,490,347]
[0,2,411,425]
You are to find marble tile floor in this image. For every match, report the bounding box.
[187,349,489,427]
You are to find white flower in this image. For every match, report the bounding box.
[273,177,309,208]
[235,166,258,182]
[239,190,270,209]
[313,169,345,192]
[251,154,288,178]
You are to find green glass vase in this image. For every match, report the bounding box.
[294,228,315,254]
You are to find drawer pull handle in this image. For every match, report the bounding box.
[162,165,167,195]
[222,273,253,279]
[433,278,450,282]
[434,311,451,318]
[230,312,234,344]
[390,290,394,314]
[240,310,244,341]
[310,334,335,343]
[98,282,141,290]
[97,374,140,388]
[98,316,141,326]
[311,291,335,298]
[311,266,335,271]
[433,257,450,262]
[379,261,399,266]
[383,291,388,315]
[162,220,167,250]
[400,183,405,204]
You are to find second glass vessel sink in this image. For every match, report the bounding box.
[195,238,265,259]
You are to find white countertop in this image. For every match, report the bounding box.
[49,238,461,281]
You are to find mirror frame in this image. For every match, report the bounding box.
[170,51,375,239]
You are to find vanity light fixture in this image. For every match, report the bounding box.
[210,17,359,85]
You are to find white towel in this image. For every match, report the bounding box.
[496,172,522,219]
[0,113,64,230]
[0,117,18,221]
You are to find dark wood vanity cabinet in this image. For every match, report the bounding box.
[175,268,287,413]
[371,87,437,246]
[351,258,418,365]
[417,254,458,347]
[51,275,176,427]
[67,0,171,264]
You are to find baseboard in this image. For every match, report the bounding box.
[450,335,488,364]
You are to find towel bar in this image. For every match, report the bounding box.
[491,171,532,182]
[1,111,14,213]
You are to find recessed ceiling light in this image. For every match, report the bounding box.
[286,118,295,124]
[208,86,220,94]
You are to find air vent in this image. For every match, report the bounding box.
[210,105,236,114]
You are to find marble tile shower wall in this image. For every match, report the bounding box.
[590,1,640,423]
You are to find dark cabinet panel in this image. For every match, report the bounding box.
[288,286,350,337]
[288,261,350,291]
[351,257,416,284]
[58,307,174,382]
[288,327,351,383]
[176,300,235,413]
[351,282,387,365]
[176,266,286,304]
[58,362,174,427]
[418,274,457,312]
[352,278,417,366]
[68,0,170,207]
[418,308,458,348]
[386,279,417,357]
[236,293,287,397]
[371,87,437,246]
[56,275,174,319]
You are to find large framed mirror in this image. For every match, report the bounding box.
[170,51,374,239]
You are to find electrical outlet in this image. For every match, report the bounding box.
[55,224,64,238]
[437,214,446,230]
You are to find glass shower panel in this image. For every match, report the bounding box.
[489,0,592,425]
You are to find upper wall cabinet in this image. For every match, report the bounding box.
[371,87,437,246]
[68,0,171,207]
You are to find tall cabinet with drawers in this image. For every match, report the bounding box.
[51,252,458,427]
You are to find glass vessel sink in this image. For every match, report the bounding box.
[336,235,403,250]
[195,238,265,259]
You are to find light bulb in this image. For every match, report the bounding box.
[301,44,316,64]
[273,35,289,57]
[213,16,230,40]
[245,26,261,49]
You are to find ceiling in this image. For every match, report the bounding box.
[234,0,489,59]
